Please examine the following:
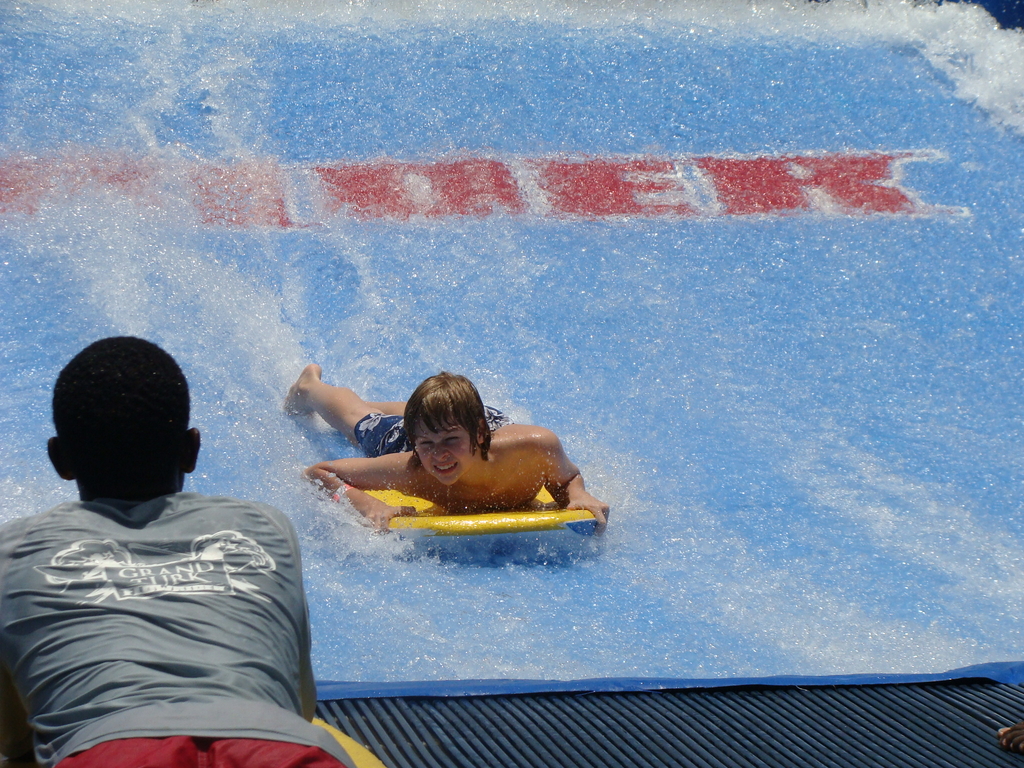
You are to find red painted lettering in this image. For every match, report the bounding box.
[1,150,949,225]
[316,159,524,219]
[0,157,53,215]
[192,163,294,227]
[71,155,154,199]
[421,159,525,217]
[696,157,808,215]
[316,163,411,219]
[787,154,916,213]
[534,159,697,217]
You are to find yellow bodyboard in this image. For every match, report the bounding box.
[364,489,597,537]
[313,718,387,768]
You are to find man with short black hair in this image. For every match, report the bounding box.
[0,337,354,768]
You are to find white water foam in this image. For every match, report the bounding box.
[20,0,1024,138]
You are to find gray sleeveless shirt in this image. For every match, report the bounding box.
[0,493,351,767]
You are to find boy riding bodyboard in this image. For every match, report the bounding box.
[285,366,609,532]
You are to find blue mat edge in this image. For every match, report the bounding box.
[316,659,1024,700]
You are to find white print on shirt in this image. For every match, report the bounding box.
[34,531,277,604]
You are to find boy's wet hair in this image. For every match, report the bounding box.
[404,372,491,460]
[53,337,190,488]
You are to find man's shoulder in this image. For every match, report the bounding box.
[0,512,45,536]
[0,505,76,575]
[0,495,294,540]
[165,492,281,513]
[0,503,76,543]
[0,514,45,558]
[166,493,296,531]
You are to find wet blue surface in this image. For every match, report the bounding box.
[1,3,1023,683]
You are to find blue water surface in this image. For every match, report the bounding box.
[1,2,1023,684]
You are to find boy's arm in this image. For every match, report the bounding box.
[304,454,414,493]
[534,429,610,530]
[304,456,418,530]
[0,664,32,761]
[562,474,609,526]
[335,485,417,531]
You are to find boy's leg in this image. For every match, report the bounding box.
[285,365,404,445]
[364,400,407,417]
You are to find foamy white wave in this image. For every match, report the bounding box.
[5,198,313,502]
[19,0,1024,140]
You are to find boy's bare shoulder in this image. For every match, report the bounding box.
[490,424,561,453]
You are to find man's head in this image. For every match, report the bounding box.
[49,337,199,501]
[404,372,491,461]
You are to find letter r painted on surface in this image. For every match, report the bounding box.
[696,153,922,215]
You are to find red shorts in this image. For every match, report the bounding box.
[56,736,349,768]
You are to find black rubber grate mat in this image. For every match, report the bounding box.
[316,680,1024,767]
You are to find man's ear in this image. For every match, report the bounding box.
[478,418,487,445]
[179,428,201,474]
[47,436,76,481]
